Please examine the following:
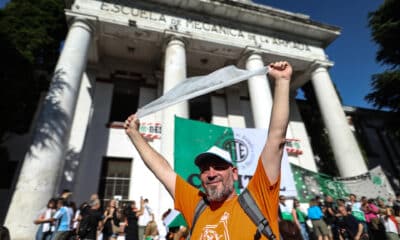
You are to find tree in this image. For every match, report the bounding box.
[367,0,400,141]
[0,0,67,138]
[366,0,400,112]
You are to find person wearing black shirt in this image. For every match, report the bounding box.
[324,195,338,240]
[336,206,363,240]
[79,199,103,240]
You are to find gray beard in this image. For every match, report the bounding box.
[205,184,234,202]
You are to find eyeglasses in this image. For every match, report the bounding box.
[199,162,232,173]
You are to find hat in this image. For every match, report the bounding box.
[194,146,233,166]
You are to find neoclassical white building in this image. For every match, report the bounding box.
[5,0,370,238]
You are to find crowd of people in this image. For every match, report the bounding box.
[278,193,400,240]
[31,190,179,240]
[30,189,400,240]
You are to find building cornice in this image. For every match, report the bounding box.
[144,0,341,48]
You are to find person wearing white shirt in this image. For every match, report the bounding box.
[138,199,154,240]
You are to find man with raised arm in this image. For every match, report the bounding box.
[124,61,292,240]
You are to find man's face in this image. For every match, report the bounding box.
[57,200,63,209]
[199,158,238,202]
[94,203,100,210]
[338,206,348,216]
[349,194,356,202]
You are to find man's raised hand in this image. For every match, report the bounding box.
[267,61,292,82]
[124,114,140,135]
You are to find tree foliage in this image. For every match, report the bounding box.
[0,0,67,138]
[0,0,67,70]
[366,0,400,112]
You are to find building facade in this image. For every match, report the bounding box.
[3,0,376,239]
[344,106,400,191]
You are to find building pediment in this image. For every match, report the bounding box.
[69,0,337,76]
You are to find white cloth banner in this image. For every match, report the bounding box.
[136,65,268,118]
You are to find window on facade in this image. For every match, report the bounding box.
[189,95,211,123]
[109,78,142,122]
[98,157,131,203]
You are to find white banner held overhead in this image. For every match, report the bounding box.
[136,65,268,118]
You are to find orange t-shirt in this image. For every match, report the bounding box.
[174,158,280,240]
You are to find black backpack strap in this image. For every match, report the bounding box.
[238,189,277,240]
[187,197,208,240]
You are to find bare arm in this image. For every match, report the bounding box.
[354,223,363,240]
[291,208,301,229]
[34,218,53,224]
[124,115,177,197]
[261,61,292,184]
[136,197,145,217]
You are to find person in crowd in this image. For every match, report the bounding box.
[103,199,120,240]
[337,199,346,208]
[393,193,400,217]
[394,197,400,236]
[387,197,394,208]
[316,196,324,208]
[279,195,294,221]
[115,205,127,240]
[68,201,79,240]
[73,202,87,237]
[124,61,293,239]
[60,189,72,200]
[53,198,73,240]
[308,198,330,240]
[34,198,57,240]
[292,198,309,240]
[124,198,144,240]
[279,195,302,240]
[377,197,389,215]
[323,195,337,240]
[347,194,367,224]
[381,208,399,240]
[138,198,154,240]
[345,194,368,239]
[143,219,159,240]
[78,199,104,240]
[361,198,385,240]
[336,205,364,240]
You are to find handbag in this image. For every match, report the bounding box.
[111,220,120,234]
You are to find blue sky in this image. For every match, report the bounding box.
[0,0,7,8]
[1,0,384,109]
[254,0,385,109]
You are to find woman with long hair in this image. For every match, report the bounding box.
[34,198,57,240]
[103,199,120,240]
[124,198,144,240]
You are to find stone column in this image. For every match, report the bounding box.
[246,53,273,129]
[311,65,367,177]
[159,37,188,217]
[5,18,94,239]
